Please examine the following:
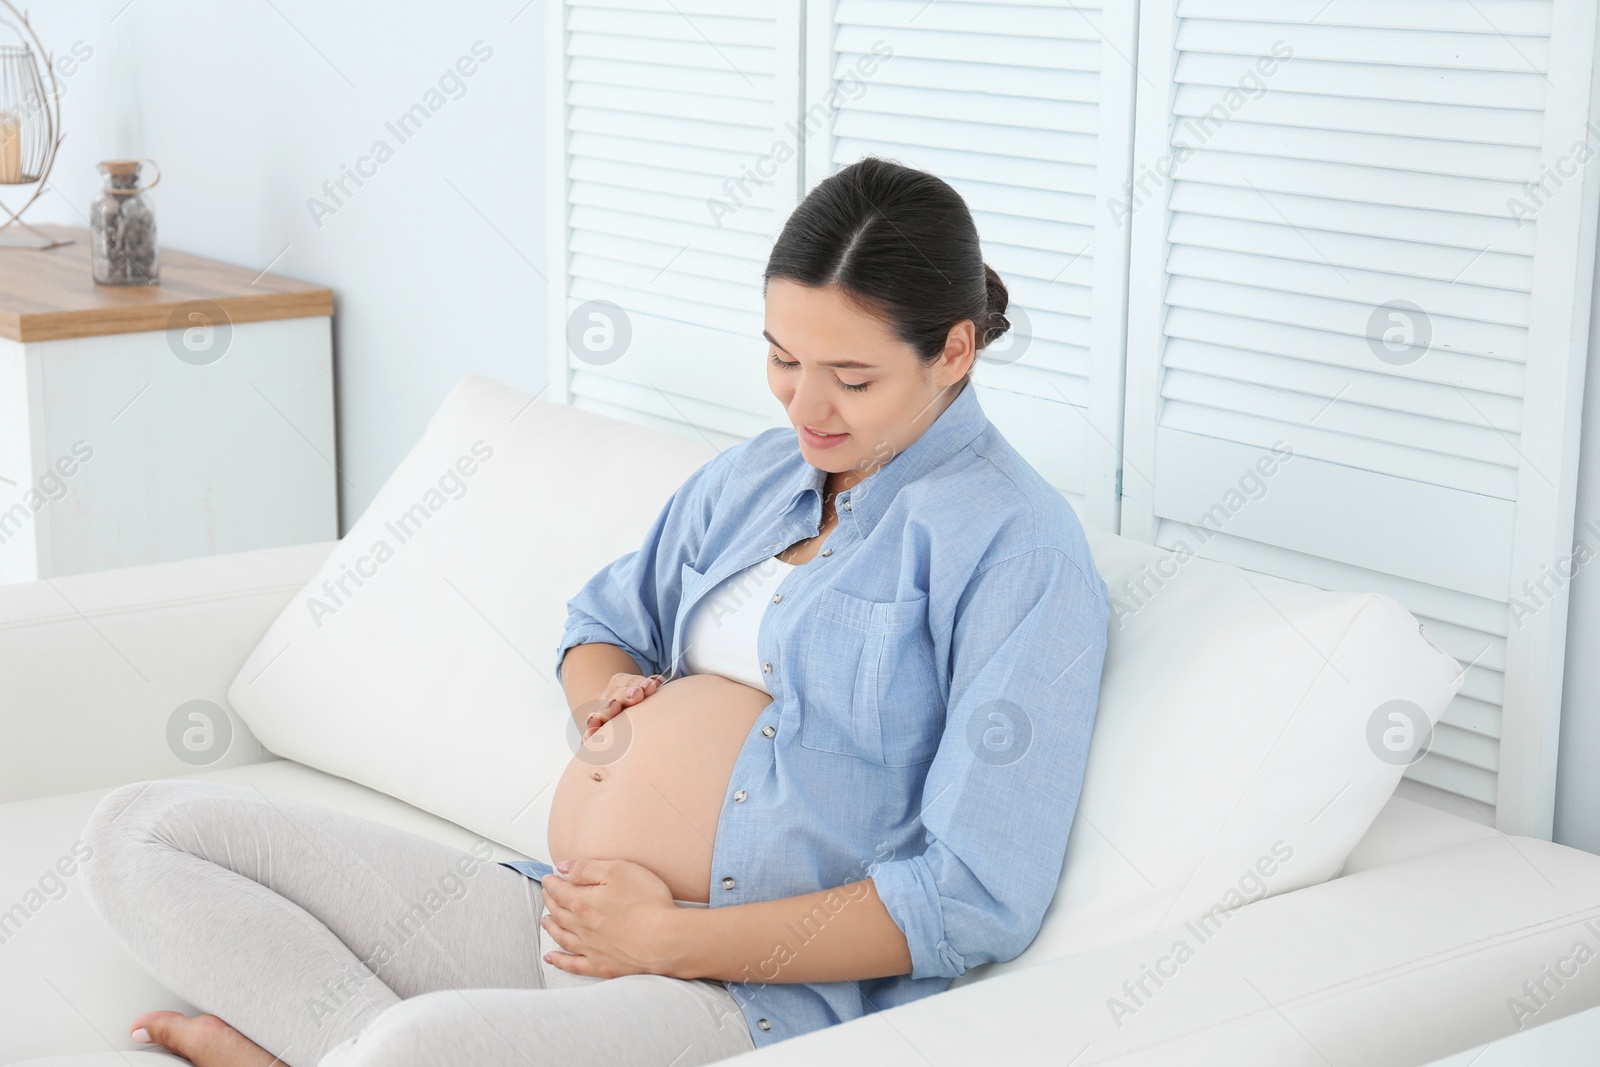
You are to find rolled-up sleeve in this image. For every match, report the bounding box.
[553,449,734,687]
[868,546,1110,981]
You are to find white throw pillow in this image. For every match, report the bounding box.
[229,373,1462,983]
[953,528,1463,984]
[228,374,721,861]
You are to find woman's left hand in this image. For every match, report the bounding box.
[539,859,686,978]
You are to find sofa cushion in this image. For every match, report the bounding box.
[224,374,1462,981]
[1338,786,1500,877]
[227,376,715,865]
[0,758,539,1066]
[227,375,720,870]
[738,833,1600,1065]
[0,539,336,806]
[954,528,1464,983]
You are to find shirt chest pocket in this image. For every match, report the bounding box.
[800,587,943,767]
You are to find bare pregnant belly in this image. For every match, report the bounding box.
[546,674,773,904]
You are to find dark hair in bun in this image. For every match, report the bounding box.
[980,262,1011,350]
[764,155,1005,386]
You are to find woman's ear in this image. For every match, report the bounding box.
[938,319,978,388]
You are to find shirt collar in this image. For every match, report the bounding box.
[777,379,988,537]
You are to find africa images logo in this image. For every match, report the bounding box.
[304,440,495,628]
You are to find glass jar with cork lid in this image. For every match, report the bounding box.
[90,159,160,285]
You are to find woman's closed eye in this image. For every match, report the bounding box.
[768,350,871,393]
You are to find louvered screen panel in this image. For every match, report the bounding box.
[808,0,1137,527]
[549,0,797,441]
[1122,0,1596,834]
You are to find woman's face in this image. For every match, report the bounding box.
[764,277,976,481]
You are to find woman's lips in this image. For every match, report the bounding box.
[800,425,849,449]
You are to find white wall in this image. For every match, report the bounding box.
[27,0,545,531]
[1556,226,1600,856]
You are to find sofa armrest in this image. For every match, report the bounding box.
[0,541,333,803]
[733,835,1600,1065]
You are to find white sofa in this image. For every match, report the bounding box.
[4,376,1600,1066]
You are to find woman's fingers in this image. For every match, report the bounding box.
[540,872,568,906]
[588,692,629,724]
[580,673,670,736]
[597,674,666,720]
[612,672,666,703]
[540,877,580,933]
[584,699,618,732]
[540,911,576,951]
[542,941,603,976]
[579,697,613,735]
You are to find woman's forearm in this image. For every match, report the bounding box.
[559,641,649,725]
[664,878,913,985]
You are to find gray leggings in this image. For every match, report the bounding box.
[79,779,757,1067]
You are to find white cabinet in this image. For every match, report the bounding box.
[0,226,337,582]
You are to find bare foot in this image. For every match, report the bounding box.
[129,1010,284,1067]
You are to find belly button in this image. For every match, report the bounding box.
[591,770,605,782]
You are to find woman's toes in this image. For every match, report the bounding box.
[129,1009,187,1049]
[127,1010,276,1066]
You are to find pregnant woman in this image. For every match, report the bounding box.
[79,156,1110,1067]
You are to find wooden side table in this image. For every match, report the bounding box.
[0,225,336,582]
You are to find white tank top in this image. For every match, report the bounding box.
[681,554,797,694]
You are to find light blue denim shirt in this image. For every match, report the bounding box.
[509,380,1110,1048]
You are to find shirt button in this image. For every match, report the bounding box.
[734,789,747,802]
[722,876,736,890]
[762,661,772,673]
[758,1018,771,1031]
[772,592,782,603]
[844,500,852,511]
[762,725,776,738]
[821,548,832,557]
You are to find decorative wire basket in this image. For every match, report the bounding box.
[0,0,65,249]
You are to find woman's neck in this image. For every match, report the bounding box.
[824,468,868,504]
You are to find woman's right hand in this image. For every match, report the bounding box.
[582,672,666,738]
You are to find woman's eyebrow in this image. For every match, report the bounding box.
[762,330,877,370]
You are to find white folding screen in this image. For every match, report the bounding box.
[803,0,1138,528]
[1121,0,1598,835]
[546,0,1598,836]
[546,0,1137,525]
[544,0,802,447]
